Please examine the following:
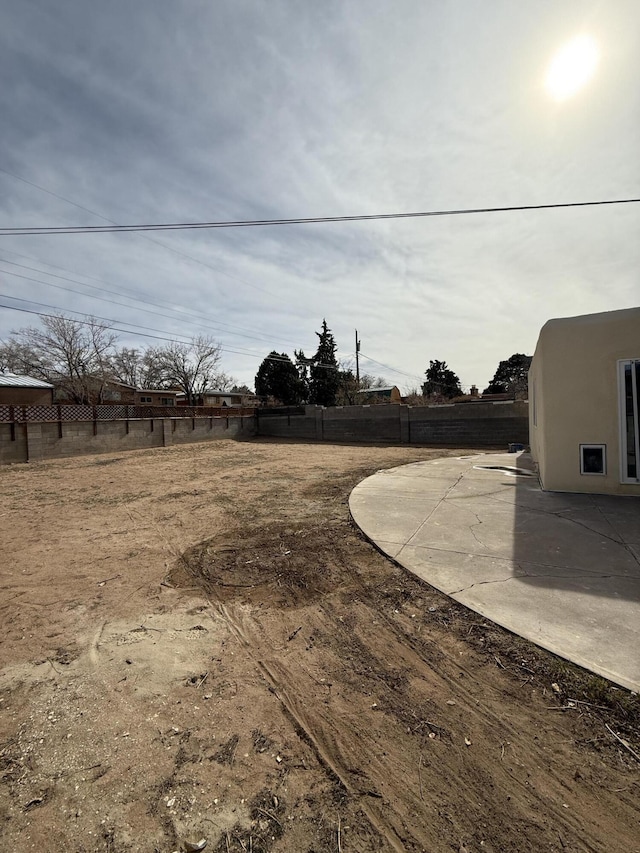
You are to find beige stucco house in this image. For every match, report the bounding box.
[529,307,640,495]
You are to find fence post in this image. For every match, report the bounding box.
[399,405,410,443]
[25,421,44,462]
[58,405,63,439]
[162,418,172,447]
[315,406,324,440]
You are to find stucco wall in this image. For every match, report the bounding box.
[529,307,640,495]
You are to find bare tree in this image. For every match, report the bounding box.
[110,347,165,389]
[151,336,223,405]
[2,315,118,403]
[213,372,237,392]
[109,347,141,387]
[0,340,48,377]
[358,374,388,390]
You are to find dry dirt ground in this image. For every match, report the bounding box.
[0,437,638,853]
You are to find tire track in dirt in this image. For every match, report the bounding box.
[327,604,608,853]
[4,443,637,852]
[170,497,640,852]
[201,567,637,853]
[210,601,408,852]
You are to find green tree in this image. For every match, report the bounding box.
[255,352,306,405]
[294,348,312,400]
[308,319,339,406]
[422,360,461,400]
[484,353,532,398]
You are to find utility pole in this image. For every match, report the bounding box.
[355,329,361,388]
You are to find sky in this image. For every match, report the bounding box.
[0,0,638,393]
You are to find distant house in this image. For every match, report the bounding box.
[100,380,136,403]
[529,307,640,495]
[356,386,402,404]
[135,389,178,406]
[480,391,516,402]
[0,373,54,406]
[52,377,137,405]
[176,390,258,407]
[203,390,243,407]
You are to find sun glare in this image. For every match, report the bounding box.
[545,35,599,101]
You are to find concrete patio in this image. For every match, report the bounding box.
[349,453,640,692]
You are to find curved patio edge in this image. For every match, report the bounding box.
[349,453,640,693]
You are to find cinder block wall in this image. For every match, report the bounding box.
[322,405,401,442]
[0,415,257,464]
[168,415,254,445]
[408,402,529,446]
[0,423,28,463]
[257,402,529,447]
[33,420,165,459]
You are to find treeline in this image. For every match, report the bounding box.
[255,320,532,407]
[0,314,242,405]
[415,354,532,401]
[1,312,532,409]
[254,319,388,407]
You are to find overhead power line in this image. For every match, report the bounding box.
[0,300,346,371]
[0,246,298,347]
[0,165,279,298]
[0,197,638,236]
[0,260,291,346]
[359,351,424,384]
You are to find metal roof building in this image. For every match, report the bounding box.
[0,373,54,389]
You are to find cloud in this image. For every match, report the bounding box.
[0,0,638,391]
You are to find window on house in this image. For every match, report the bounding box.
[619,359,639,482]
[140,396,152,403]
[160,398,174,406]
[580,444,606,475]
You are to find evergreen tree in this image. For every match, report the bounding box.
[294,349,312,401]
[483,353,532,397]
[422,360,462,399]
[255,352,306,405]
[308,320,339,407]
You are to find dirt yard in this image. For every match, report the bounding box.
[0,437,638,853]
